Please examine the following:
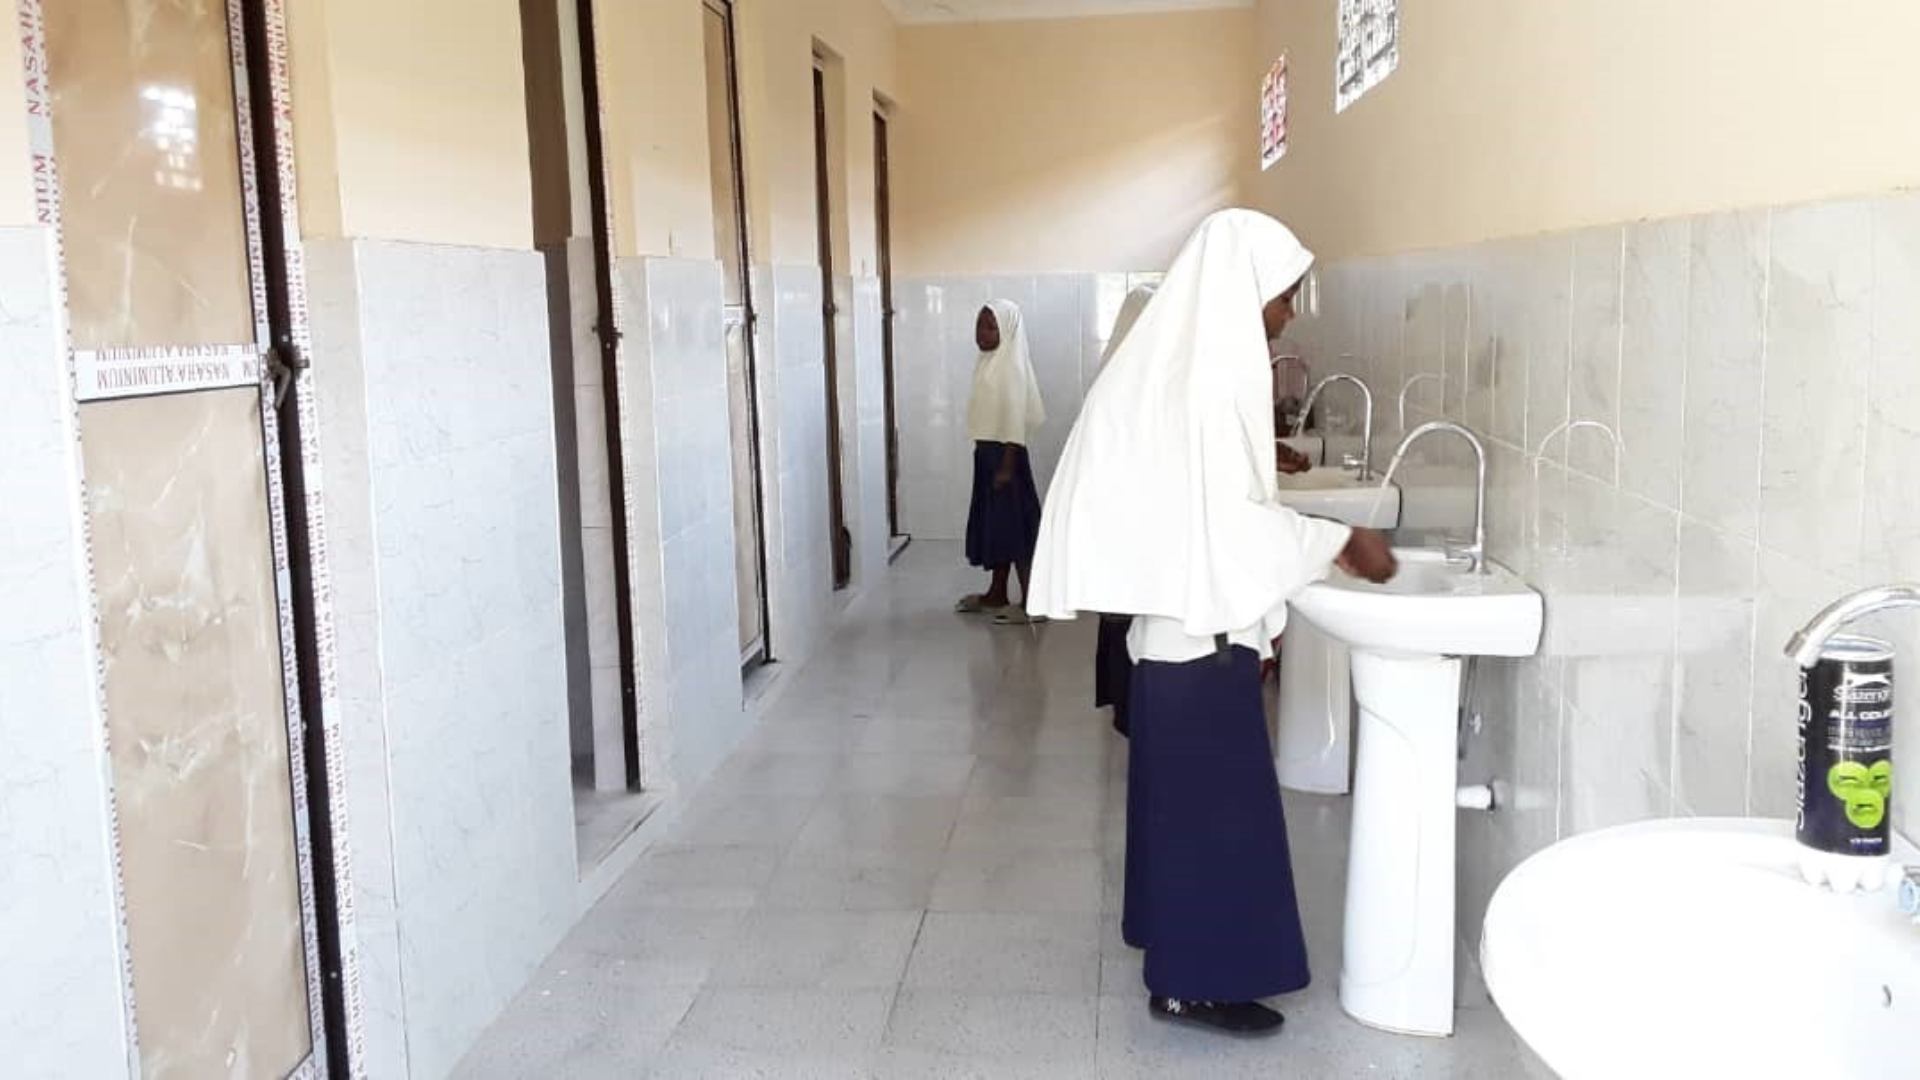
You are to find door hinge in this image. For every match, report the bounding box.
[268,341,308,407]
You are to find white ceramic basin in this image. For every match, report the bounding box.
[1289,548,1545,1036]
[1484,818,1920,1080]
[1275,468,1402,529]
[1293,548,1543,659]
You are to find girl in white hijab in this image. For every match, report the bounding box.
[955,299,1047,620]
[1030,209,1394,1037]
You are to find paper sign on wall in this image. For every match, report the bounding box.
[1260,54,1289,170]
[1336,0,1399,113]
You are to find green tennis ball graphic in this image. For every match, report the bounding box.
[1868,759,1893,799]
[1827,761,1889,830]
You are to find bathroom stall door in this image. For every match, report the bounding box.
[704,0,771,666]
[25,0,336,1075]
[813,62,853,590]
[874,107,902,541]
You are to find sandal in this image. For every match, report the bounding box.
[955,594,1006,615]
[993,608,1048,626]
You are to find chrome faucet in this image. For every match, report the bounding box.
[1784,584,1920,667]
[1293,373,1375,480]
[1397,373,1445,432]
[1385,420,1488,573]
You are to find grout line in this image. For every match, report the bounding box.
[1744,209,1775,815]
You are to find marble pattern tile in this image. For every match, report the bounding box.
[1681,209,1770,541]
[1307,189,1920,949]
[0,226,131,1080]
[1759,200,1873,570]
[311,240,578,1079]
[1618,218,1692,510]
[82,389,313,1079]
[1567,226,1625,483]
[47,0,253,350]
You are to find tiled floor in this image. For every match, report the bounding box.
[457,544,1552,1079]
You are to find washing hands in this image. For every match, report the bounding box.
[1337,527,1396,584]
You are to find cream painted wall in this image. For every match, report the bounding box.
[0,26,33,228]
[287,0,534,250]
[735,0,899,272]
[598,1,717,260]
[891,9,1255,277]
[592,0,898,269]
[1253,0,1920,260]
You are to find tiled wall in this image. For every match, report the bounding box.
[615,257,751,792]
[1288,192,1920,948]
[891,272,1158,540]
[310,240,578,1078]
[0,226,130,1077]
[761,263,845,654]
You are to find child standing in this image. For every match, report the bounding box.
[955,300,1046,622]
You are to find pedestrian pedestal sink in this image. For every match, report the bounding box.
[1272,469,1402,796]
[1291,548,1543,1037]
[1483,819,1920,1079]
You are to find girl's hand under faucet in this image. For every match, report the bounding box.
[1277,443,1313,475]
[1337,527,1397,583]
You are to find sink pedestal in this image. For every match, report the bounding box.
[1340,650,1462,1037]
[1276,619,1352,795]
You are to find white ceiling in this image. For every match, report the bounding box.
[883,0,1252,26]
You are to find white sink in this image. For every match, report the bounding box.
[1484,819,1920,1079]
[1295,548,1542,659]
[1275,468,1401,529]
[1288,548,1544,1037]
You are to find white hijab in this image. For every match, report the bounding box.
[1027,209,1351,635]
[1100,284,1157,367]
[966,299,1045,445]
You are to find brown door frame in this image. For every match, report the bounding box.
[571,0,645,786]
[706,0,774,663]
[873,107,902,541]
[813,61,852,590]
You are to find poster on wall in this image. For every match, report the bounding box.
[1260,54,1289,170]
[1336,0,1399,113]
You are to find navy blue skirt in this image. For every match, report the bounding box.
[964,441,1042,569]
[1095,616,1134,736]
[1122,646,1312,1002]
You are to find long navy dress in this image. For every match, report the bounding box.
[1095,616,1134,735]
[964,441,1042,569]
[1122,645,1312,1002]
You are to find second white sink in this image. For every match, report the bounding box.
[1275,468,1401,529]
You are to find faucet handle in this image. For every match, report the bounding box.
[1341,453,1366,472]
[1900,866,1920,923]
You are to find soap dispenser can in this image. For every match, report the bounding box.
[1795,634,1896,891]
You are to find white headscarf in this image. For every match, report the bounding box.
[1027,209,1351,635]
[966,299,1045,445]
[1100,284,1157,367]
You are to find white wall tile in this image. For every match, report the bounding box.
[315,239,578,1079]
[1672,517,1757,815]
[0,225,130,1080]
[1618,219,1691,510]
[1681,210,1770,540]
[1521,234,1574,459]
[1567,227,1625,482]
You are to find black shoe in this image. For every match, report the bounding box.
[1148,996,1285,1037]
